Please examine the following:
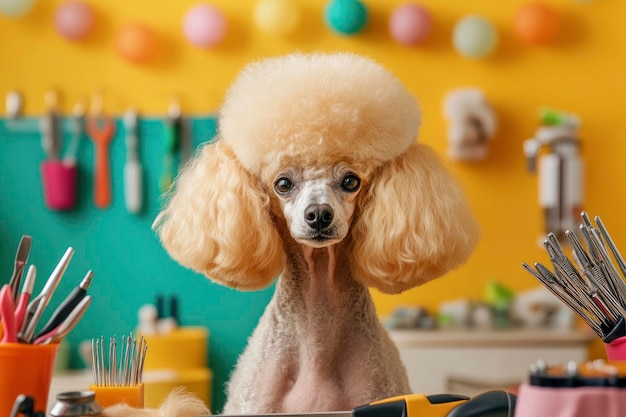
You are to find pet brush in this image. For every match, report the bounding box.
[90,333,147,408]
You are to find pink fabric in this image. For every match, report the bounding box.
[514,384,626,417]
[605,336,626,361]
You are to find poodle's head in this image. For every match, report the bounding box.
[154,52,480,293]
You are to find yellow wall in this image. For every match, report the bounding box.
[3,1,626,349]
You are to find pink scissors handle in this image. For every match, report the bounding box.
[0,285,17,343]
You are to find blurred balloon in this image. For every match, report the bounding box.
[116,23,158,64]
[183,4,227,48]
[453,15,498,58]
[324,0,368,35]
[254,0,300,36]
[389,2,432,46]
[514,2,559,45]
[0,0,36,17]
[54,1,95,41]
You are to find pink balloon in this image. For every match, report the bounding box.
[54,1,95,41]
[183,4,227,48]
[389,3,432,46]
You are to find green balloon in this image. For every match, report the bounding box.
[325,0,368,35]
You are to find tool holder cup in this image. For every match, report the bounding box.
[41,160,78,211]
[605,336,626,361]
[0,343,59,417]
[603,318,626,361]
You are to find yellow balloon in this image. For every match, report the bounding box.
[254,0,300,36]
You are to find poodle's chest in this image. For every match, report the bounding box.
[267,335,383,412]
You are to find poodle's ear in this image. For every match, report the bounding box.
[351,143,480,294]
[153,141,284,290]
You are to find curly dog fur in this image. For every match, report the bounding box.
[107,52,479,416]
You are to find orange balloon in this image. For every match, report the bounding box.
[514,2,559,45]
[116,23,157,63]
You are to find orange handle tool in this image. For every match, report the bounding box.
[87,118,116,208]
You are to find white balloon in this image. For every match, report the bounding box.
[0,0,36,17]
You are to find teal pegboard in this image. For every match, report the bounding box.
[0,116,275,413]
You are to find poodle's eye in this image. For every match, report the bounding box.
[341,174,361,192]
[274,177,294,194]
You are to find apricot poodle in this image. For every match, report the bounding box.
[149,52,479,415]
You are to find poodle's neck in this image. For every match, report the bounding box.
[277,238,375,319]
[271,239,385,412]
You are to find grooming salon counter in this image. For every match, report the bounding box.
[390,328,595,396]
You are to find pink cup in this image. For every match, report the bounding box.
[41,161,78,210]
[515,384,626,417]
[605,335,626,361]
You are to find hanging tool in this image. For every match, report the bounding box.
[18,247,74,343]
[5,91,24,119]
[8,235,31,302]
[39,90,61,161]
[34,270,93,339]
[159,98,181,193]
[63,99,86,166]
[123,109,143,213]
[87,93,116,209]
[218,390,516,417]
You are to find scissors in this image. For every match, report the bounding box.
[87,116,116,208]
[0,284,17,343]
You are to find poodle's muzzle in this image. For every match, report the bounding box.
[273,166,361,249]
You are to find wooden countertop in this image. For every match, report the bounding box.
[388,328,598,348]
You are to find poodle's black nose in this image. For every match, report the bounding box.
[304,204,334,230]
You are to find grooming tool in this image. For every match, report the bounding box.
[123,109,143,213]
[9,395,45,417]
[0,284,17,343]
[33,295,92,345]
[8,234,31,302]
[217,390,516,417]
[180,117,192,166]
[87,94,116,209]
[522,212,626,360]
[5,91,23,119]
[49,391,103,417]
[63,100,86,166]
[14,265,36,331]
[159,99,181,193]
[40,90,61,161]
[34,270,93,339]
[91,333,147,387]
[19,247,74,343]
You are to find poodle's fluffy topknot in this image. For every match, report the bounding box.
[218,52,421,176]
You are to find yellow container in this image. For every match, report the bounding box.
[142,327,208,370]
[143,368,212,409]
[90,384,144,408]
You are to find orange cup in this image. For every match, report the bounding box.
[0,343,59,416]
